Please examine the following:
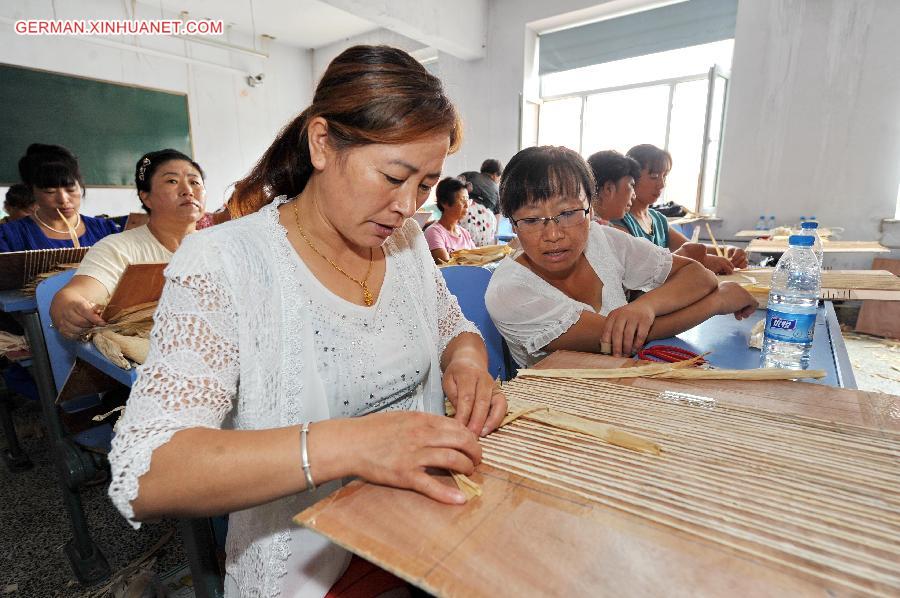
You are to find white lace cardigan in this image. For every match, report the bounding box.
[107,197,479,597]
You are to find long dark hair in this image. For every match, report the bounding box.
[229,45,462,217]
[18,143,85,194]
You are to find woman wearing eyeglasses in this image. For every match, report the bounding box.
[614,144,748,274]
[485,146,756,366]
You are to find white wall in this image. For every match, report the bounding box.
[714,0,900,265]
[0,0,314,216]
[312,0,614,179]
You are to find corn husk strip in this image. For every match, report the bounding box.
[92,330,131,369]
[444,244,513,266]
[0,331,29,354]
[57,208,80,248]
[656,368,826,380]
[505,396,661,455]
[451,472,482,500]
[517,355,703,379]
[92,405,126,422]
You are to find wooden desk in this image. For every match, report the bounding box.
[296,352,898,597]
[748,239,889,254]
[721,269,900,303]
[645,302,854,388]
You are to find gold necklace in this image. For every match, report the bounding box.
[33,210,81,234]
[292,200,375,306]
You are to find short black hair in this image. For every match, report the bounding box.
[18,143,85,192]
[4,183,34,210]
[135,149,205,213]
[435,177,466,210]
[480,158,502,176]
[626,144,672,175]
[499,146,594,219]
[586,150,641,193]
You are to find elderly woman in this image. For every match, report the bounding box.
[425,176,477,262]
[50,149,206,340]
[612,144,748,274]
[107,46,506,597]
[486,146,756,366]
[0,144,119,251]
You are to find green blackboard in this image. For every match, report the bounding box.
[0,63,192,186]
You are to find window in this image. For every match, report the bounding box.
[535,40,733,214]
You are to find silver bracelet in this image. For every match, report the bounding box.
[300,422,316,492]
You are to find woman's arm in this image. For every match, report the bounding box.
[132,411,481,520]
[50,275,109,339]
[546,281,756,357]
[430,247,451,263]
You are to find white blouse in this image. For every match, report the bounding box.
[107,197,480,597]
[485,222,672,367]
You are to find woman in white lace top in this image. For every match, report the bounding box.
[485,146,757,367]
[108,46,507,597]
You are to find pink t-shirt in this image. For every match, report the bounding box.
[424,221,475,253]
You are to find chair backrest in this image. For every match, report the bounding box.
[440,265,512,381]
[35,269,78,393]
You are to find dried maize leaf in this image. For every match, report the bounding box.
[653,367,825,380]
[92,331,131,369]
[517,355,703,380]
[451,472,482,500]
[528,409,661,455]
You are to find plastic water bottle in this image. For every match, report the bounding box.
[800,221,824,267]
[768,215,776,230]
[756,215,767,230]
[761,235,821,370]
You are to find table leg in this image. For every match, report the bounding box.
[17,310,111,584]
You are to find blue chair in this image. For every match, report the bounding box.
[36,271,225,593]
[440,266,515,381]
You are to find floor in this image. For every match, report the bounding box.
[1,324,898,597]
[0,400,190,598]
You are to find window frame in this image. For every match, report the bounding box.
[536,67,730,214]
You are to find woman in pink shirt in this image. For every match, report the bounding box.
[425,177,476,263]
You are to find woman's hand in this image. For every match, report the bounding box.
[53,294,106,340]
[443,357,507,437]
[727,247,748,269]
[602,302,656,356]
[341,412,483,504]
[715,281,757,320]
[701,253,735,275]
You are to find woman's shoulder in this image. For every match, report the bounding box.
[0,218,39,251]
[82,214,121,234]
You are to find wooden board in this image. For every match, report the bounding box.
[720,268,900,304]
[748,239,889,254]
[856,258,900,339]
[295,351,900,597]
[736,228,836,239]
[100,263,166,321]
[0,247,89,290]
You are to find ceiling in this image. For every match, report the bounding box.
[139,0,380,49]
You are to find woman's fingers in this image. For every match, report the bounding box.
[464,376,492,436]
[482,390,507,435]
[409,469,467,504]
[621,318,638,356]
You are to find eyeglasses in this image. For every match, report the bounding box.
[510,208,589,233]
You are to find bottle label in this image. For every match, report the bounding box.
[764,309,816,344]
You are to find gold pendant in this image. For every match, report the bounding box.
[362,286,374,307]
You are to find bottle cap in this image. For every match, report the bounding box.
[800,221,819,229]
[789,234,815,246]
